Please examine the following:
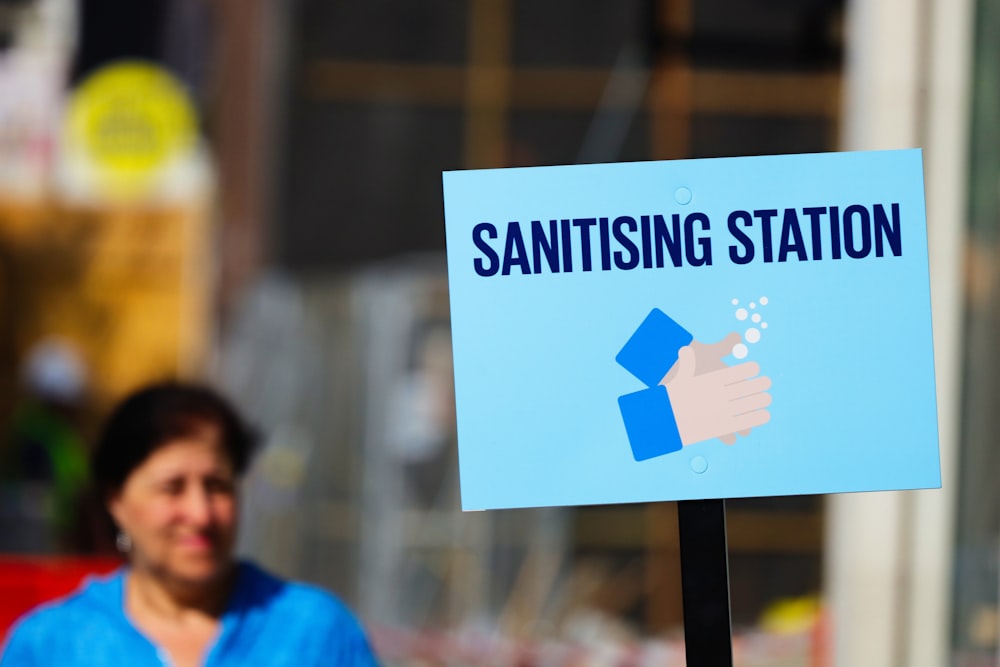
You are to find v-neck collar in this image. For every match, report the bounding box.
[117,562,249,667]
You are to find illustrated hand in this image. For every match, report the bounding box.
[660,344,771,447]
[660,332,749,444]
[660,332,740,382]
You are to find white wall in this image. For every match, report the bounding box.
[828,0,974,664]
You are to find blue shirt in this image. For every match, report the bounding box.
[0,561,379,666]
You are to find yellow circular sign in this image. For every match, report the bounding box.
[65,61,198,198]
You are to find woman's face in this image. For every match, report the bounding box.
[108,421,238,586]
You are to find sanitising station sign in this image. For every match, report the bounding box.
[443,149,941,510]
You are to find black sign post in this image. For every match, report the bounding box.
[678,498,734,667]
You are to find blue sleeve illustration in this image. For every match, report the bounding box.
[618,386,684,460]
[616,309,691,461]
[615,309,693,386]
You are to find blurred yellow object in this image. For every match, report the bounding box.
[0,197,211,415]
[758,595,822,636]
[968,604,999,647]
[64,61,198,201]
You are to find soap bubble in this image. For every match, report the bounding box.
[731,297,770,345]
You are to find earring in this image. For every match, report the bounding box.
[116,531,132,554]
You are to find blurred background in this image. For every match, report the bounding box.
[0,0,990,665]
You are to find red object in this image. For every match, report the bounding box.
[810,604,831,667]
[0,555,121,644]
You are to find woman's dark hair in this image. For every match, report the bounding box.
[92,381,258,494]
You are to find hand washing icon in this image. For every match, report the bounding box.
[616,306,772,461]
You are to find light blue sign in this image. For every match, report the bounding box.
[443,149,940,510]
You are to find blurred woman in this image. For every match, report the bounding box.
[0,381,378,666]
